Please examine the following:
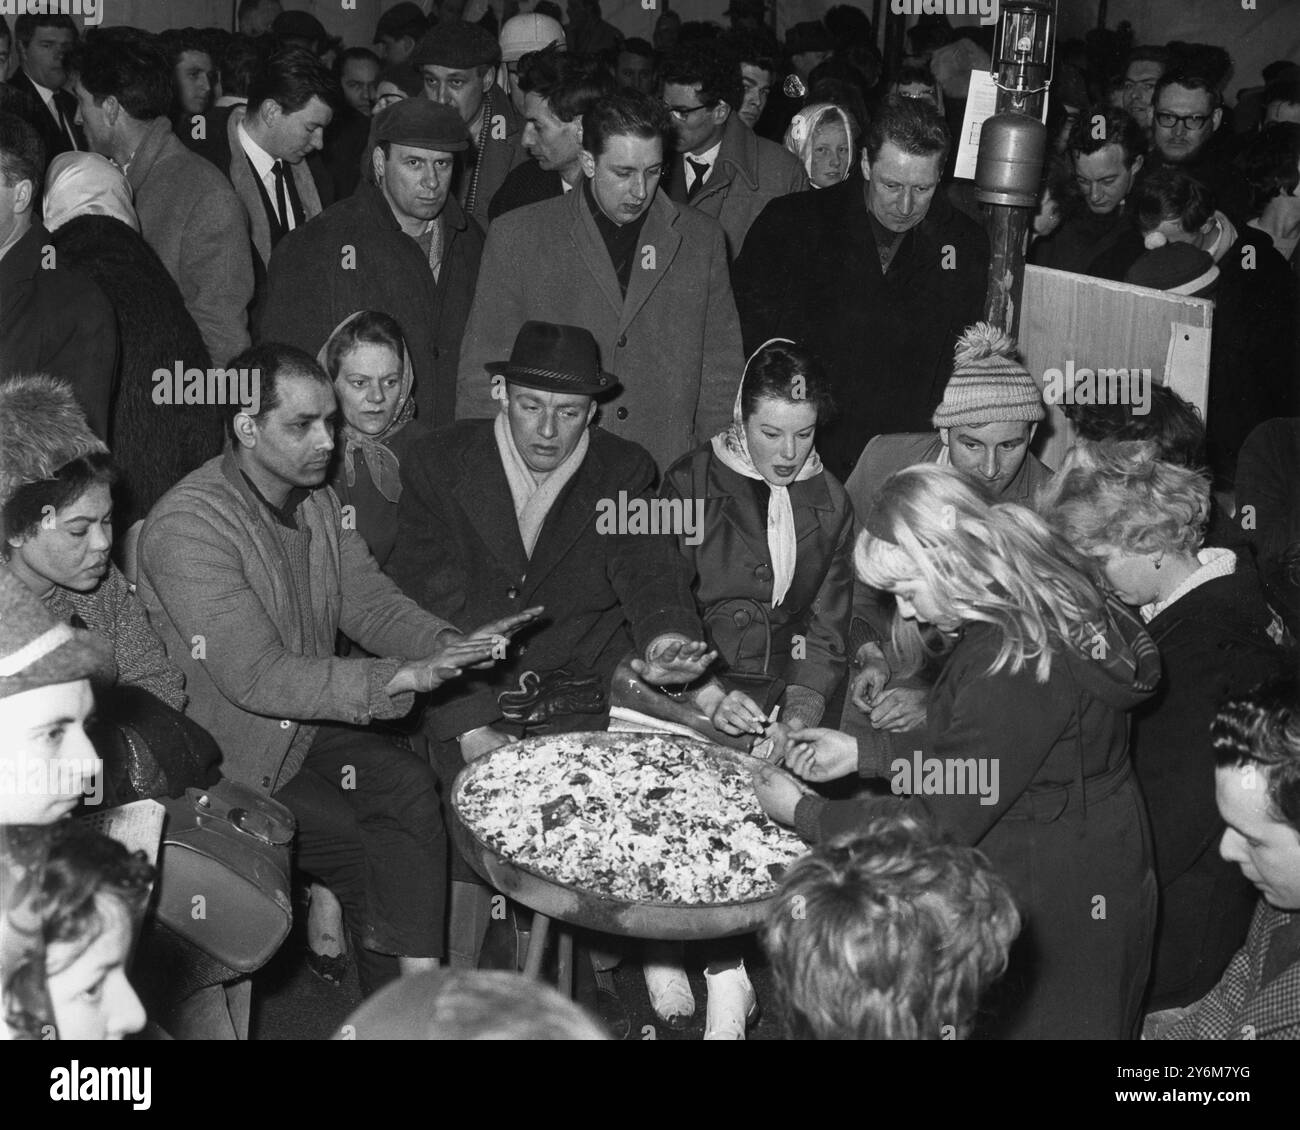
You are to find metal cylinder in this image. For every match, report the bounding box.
[974,112,1048,207]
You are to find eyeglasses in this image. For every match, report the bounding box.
[1154,110,1213,130]
[665,101,717,121]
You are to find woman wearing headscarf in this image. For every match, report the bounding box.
[643,339,853,1039]
[43,152,224,532]
[317,310,425,569]
[783,102,857,189]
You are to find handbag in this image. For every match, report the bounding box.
[155,779,296,974]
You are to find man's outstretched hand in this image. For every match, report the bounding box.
[630,634,718,686]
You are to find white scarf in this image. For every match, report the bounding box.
[709,338,823,607]
[494,410,589,559]
[1140,545,1236,622]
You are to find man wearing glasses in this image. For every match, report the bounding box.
[660,42,806,260]
[1146,67,1251,225]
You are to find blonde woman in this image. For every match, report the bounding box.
[752,463,1161,1039]
[1039,442,1286,1016]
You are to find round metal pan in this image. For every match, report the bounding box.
[451,732,801,941]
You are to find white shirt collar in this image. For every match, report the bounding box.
[686,138,723,178]
[237,120,278,182]
[26,73,58,107]
[1140,546,1236,622]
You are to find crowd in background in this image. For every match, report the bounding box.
[1,1,1298,1043]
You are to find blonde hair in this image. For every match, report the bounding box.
[856,464,1108,683]
[1036,440,1210,559]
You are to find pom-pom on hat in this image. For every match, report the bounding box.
[411,20,502,70]
[931,323,1046,428]
[0,375,108,511]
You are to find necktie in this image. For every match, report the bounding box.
[686,157,710,200]
[272,160,291,232]
[53,92,79,151]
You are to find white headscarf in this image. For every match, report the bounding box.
[42,152,139,233]
[710,339,824,607]
[783,103,855,187]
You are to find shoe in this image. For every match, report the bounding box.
[305,947,349,987]
[643,961,695,1030]
[703,965,758,1040]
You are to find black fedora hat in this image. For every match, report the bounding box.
[487,322,620,397]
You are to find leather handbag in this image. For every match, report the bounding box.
[155,780,296,974]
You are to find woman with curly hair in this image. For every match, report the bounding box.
[1040,442,1287,1016]
[751,463,1162,1039]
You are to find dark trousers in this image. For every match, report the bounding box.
[275,723,448,978]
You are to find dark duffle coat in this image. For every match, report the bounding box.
[660,443,852,709]
[1135,560,1287,1011]
[386,419,704,743]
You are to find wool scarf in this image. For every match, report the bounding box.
[494,411,589,558]
[710,338,823,607]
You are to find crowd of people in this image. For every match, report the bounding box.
[1,2,1298,1043]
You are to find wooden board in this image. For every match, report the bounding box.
[1019,265,1214,472]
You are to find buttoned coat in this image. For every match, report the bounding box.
[123,116,254,368]
[667,113,808,261]
[259,180,483,428]
[137,451,457,795]
[386,420,703,740]
[463,84,527,228]
[455,187,743,473]
[660,443,852,704]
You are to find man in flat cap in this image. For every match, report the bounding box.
[374,2,429,67]
[260,99,485,428]
[387,318,715,966]
[410,19,526,226]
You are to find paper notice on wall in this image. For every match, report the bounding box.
[954,70,1052,181]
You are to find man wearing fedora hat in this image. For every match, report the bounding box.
[388,319,716,965]
[260,97,485,428]
[456,90,743,473]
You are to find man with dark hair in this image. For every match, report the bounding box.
[0,111,116,439]
[722,31,777,130]
[566,0,622,59]
[734,98,988,481]
[69,28,252,369]
[456,91,743,472]
[158,28,214,119]
[6,12,82,164]
[321,46,382,199]
[1031,105,1147,279]
[1122,45,1170,133]
[660,41,805,260]
[261,99,484,429]
[271,10,341,62]
[1146,67,1252,225]
[411,20,524,227]
[238,0,282,40]
[138,340,534,997]
[1264,78,1300,126]
[225,45,339,273]
[373,1,428,67]
[615,37,655,96]
[489,45,613,221]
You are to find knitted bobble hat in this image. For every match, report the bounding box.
[932,323,1046,428]
[0,375,108,510]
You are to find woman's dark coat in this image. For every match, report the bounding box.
[1135,562,1287,1011]
[660,444,852,707]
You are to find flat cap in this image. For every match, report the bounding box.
[411,19,501,70]
[371,97,469,151]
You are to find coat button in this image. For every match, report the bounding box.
[279,719,292,729]
[617,333,628,348]
[261,776,272,789]
[616,406,629,420]
[732,609,751,628]
[755,564,772,581]
[507,586,519,599]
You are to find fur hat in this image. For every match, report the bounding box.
[0,376,108,510]
[932,323,1046,428]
